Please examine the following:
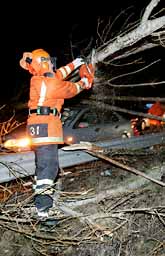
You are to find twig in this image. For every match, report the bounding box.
[114,206,165,214]
[62,142,165,187]
[154,209,165,226]
[86,149,165,186]
[148,241,165,256]
[57,203,115,237]
[0,215,36,224]
[0,221,79,244]
[108,59,160,84]
[93,0,165,63]
[82,100,165,121]
[90,95,165,102]
[0,105,6,111]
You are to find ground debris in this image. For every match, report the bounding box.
[0,146,164,255]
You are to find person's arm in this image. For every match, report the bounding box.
[54,63,94,98]
[51,78,92,99]
[55,58,85,80]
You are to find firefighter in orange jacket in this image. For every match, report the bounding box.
[131,102,165,136]
[142,102,165,129]
[20,49,94,218]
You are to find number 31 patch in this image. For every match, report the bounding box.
[27,124,48,137]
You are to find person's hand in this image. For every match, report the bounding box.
[81,77,92,89]
[72,58,85,69]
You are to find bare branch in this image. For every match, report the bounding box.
[93,0,165,63]
[107,81,165,88]
[62,142,165,186]
[90,95,165,102]
[0,105,6,111]
[112,43,158,61]
[94,17,165,63]
[82,100,165,121]
[0,112,25,137]
[108,59,160,83]
[141,0,161,24]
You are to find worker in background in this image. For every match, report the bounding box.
[131,102,165,136]
[142,102,165,129]
[19,49,94,219]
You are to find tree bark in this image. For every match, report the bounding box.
[92,0,165,64]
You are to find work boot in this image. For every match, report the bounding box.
[36,208,59,229]
[33,194,52,222]
[35,194,53,211]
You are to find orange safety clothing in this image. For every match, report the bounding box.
[27,61,86,146]
[131,102,165,136]
[144,102,165,127]
[20,49,95,217]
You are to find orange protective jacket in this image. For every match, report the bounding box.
[27,62,84,146]
[147,102,165,126]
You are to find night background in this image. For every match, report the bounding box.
[0,2,164,255]
[13,0,165,114]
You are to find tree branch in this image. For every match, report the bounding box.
[141,0,161,24]
[82,100,165,121]
[90,95,165,102]
[93,0,165,63]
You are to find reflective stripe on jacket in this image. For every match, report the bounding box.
[27,62,84,145]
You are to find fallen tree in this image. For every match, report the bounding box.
[92,0,165,64]
[62,142,165,187]
[0,131,165,183]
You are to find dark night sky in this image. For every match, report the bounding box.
[13,0,165,104]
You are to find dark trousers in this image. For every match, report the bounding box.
[33,144,59,211]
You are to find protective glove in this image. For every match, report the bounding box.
[81,77,92,90]
[79,63,95,83]
[72,58,85,69]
